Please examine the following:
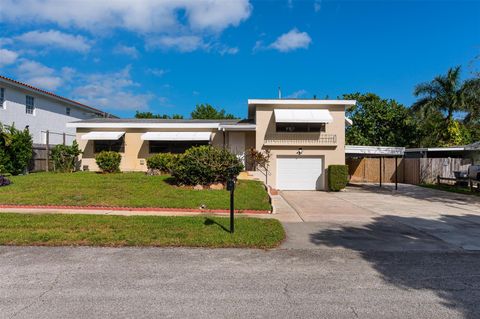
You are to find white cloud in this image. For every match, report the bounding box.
[15,30,91,53]
[270,28,312,52]
[0,0,252,34]
[16,60,62,90]
[113,45,140,58]
[146,68,168,77]
[146,35,207,52]
[72,66,153,110]
[286,89,307,99]
[314,0,321,12]
[218,46,239,55]
[0,48,18,66]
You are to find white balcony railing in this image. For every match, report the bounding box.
[264,133,337,146]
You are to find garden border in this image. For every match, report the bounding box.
[0,204,271,215]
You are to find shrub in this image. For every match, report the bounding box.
[328,165,349,191]
[51,141,82,173]
[0,123,33,175]
[171,145,243,185]
[95,151,122,173]
[146,153,178,173]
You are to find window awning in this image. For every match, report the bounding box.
[274,109,333,123]
[141,132,212,141]
[81,131,125,140]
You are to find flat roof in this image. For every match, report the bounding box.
[248,99,357,106]
[0,75,117,118]
[67,118,249,129]
[346,145,405,156]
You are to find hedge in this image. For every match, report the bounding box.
[146,153,178,173]
[171,145,243,185]
[95,151,122,173]
[328,165,349,191]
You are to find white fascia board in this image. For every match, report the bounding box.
[345,145,405,156]
[67,122,221,129]
[219,124,256,131]
[141,132,212,141]
[248,99,357,106]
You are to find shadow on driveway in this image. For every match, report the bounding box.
[310,214,480,319]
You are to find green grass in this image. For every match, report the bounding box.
[0,213,284,248]
[420,183,480,196]
[0,172,271,210]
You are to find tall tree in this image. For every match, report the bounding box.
[190,104,236,119]
[412,66,480,146]
[412,66,466,123]
[135,111,183,119]
[344,93,418,147]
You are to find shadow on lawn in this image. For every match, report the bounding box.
[310,214,480,319]
[204,218,230,233]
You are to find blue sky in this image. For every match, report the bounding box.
[0,0,479,118]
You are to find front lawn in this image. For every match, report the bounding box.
[0,213,284,248]
[0,172,271,211]
[420,183,480,197]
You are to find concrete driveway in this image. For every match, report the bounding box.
[279,184,480,251]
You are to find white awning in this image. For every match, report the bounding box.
[141,132,212,141]
[274,109,333,123]
[81,131,125,140]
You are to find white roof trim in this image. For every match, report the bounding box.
[346,145,405,156]
[219,124,256,131]
[345,117,353,126]
[67,122,220,129]
[248,99,356,106]
[81,131,125,140]
[274,109,333,123]
[141,132,212,141]
[405,147,465,152]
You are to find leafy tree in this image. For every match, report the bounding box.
[0,123,33,175]
[343,93,418,147]
[463,76,480,141]
[190,104,237,119]
[135,111,183,119]
[412,66,467,123]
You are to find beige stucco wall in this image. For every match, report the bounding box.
[254,104,346,189]
[77,128,225,172]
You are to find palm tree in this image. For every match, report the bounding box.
[412,66,467,123]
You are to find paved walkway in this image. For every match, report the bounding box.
[279,184,480,251]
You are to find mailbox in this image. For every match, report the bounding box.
[226,179,236,191]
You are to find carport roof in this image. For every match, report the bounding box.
[346,145,405,156]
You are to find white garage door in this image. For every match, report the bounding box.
[277,156,324,190]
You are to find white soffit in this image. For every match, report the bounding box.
[81,131,125,140]
[141,132,212,141]
[274,109,333,123]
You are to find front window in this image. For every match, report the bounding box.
[66,107,71,115]
[276,123,325,132]
[94,137,125,153]
[26,95,35,114]
[149,141,209,154]
[0,88,4,108]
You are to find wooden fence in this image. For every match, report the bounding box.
[347,157,472,185]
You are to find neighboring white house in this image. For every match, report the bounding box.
[0,75,115,145]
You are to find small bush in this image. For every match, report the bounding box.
[95,151,122,173]
[51,141,82,173]
[146,153,178,174]
[171,145,243,185]
[0,123,33,175]
[328,165,349,191]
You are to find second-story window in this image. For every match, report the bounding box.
[276,123,326,133]
[66,107,71,115]
[26,95,35,115]
[0,88,4,108]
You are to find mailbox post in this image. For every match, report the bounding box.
[226,178,236,233]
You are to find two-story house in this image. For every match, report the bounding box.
[67,99,355,190]
[0,76,114,145]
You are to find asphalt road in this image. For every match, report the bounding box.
[1,246,480,319]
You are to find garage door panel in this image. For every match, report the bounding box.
[277,156,324,190]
